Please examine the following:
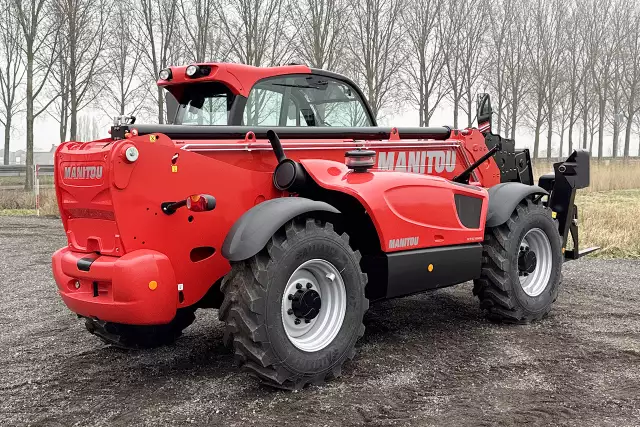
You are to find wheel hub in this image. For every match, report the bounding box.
[518,248,537,275]
[291,288,322,320]
[518,228,553,297]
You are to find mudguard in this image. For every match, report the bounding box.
[221,197,340,262]
[486,182,548,228]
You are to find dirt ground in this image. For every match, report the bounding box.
[0,216,638,427]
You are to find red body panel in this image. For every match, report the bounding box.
[51,128,499,324]
[300,160,488,251]
[158,63,312,98]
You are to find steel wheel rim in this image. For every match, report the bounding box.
[519,228,553,297]
[281,259,347,352]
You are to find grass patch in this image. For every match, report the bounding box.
[534,159,640,192]
[577,189,640,259]
[0,176,54,186]
[0,209,38,216]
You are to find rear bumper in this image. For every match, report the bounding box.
[52,247,178,325]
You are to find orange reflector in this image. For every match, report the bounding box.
[149,280,158,290]
[428,264,434,272]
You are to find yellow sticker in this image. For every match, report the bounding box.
[149,134,157,142]
[171,165,178,173]
[552,211,557,219]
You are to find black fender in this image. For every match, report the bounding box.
[221,197,340,262]
[486,183,548,228]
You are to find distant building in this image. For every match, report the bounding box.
[0,145,57,165]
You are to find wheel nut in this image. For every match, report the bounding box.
[520,246,525,251]
[287,309,293,315]
[288,294,294,300]
[306,283,312,289]
[305,319,311,324]
[295,318,301,325]
[296,283,302,290]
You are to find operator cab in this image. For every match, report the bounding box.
[162,64,376,127]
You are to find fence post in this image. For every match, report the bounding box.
[34,164,40,216]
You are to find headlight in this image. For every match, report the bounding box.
[159,68,172,80]
[186,64,199,77]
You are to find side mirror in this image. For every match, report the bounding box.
[476,93,492,132]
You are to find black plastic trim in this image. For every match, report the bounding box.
[362,244,483,301]
[129,124,452,141]
[221,197,340,262]
[486,182,548,228]
[77,257,96,272]
[454,194,483,228]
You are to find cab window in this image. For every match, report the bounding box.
[174,82,233,125]
[243,75,372,127]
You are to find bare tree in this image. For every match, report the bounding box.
[291,0,348,71]
[178,0,228,62]
[55,0,109,140]
[401,0,447,126]
[348,0,403,120]
[12,0,60,190]
[623,11,640,158]
[0,5,25,165]
[101,0,147,117]
[217,0,293,67]
[138,0,180,123]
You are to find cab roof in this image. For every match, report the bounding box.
[157,63,312,98]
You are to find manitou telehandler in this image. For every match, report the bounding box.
[51,62,596,389]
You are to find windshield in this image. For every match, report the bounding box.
[174,82,233,125]
[243,75,372,127]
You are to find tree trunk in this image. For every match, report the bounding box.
[3,116,10,165]
[624,117,633,158]
[597,95,605,158]
[546,117,553,159]
[157,86,164,123]
[25,42,34,191]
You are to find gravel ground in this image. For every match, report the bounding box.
[0,216,639,427]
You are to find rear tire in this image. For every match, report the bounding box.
[473,199,563,323]
[219,217,368,389]
[84,308,196,349]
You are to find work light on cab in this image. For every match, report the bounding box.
[159,68,172,80]
[186,65,199,77]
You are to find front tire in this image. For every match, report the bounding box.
[473,199,563,323]
[219,217,368,389]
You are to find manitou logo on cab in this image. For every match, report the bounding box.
[63,165,104,180]
[376,151,456,174]
[388,236,420,249]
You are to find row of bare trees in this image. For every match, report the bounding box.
[1,0,640,189]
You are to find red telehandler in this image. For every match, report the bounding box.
[51,62,596,389]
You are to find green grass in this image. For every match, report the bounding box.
[577,189,640,259]
[0,209,38,216]
[0,176,54,186]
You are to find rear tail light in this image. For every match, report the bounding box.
[186,194,216,212]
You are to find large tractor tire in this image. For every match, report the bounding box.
[219,217,369,390]
[84,307,196,349]
[474,199,563,323]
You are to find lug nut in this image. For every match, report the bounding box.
[295,318,301,325]
[305,319,311,324]
[288,294,294,300]
[296,283,302,290]
[520,246,525,251]
[306,283,312,289]
[287,309,293,315]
